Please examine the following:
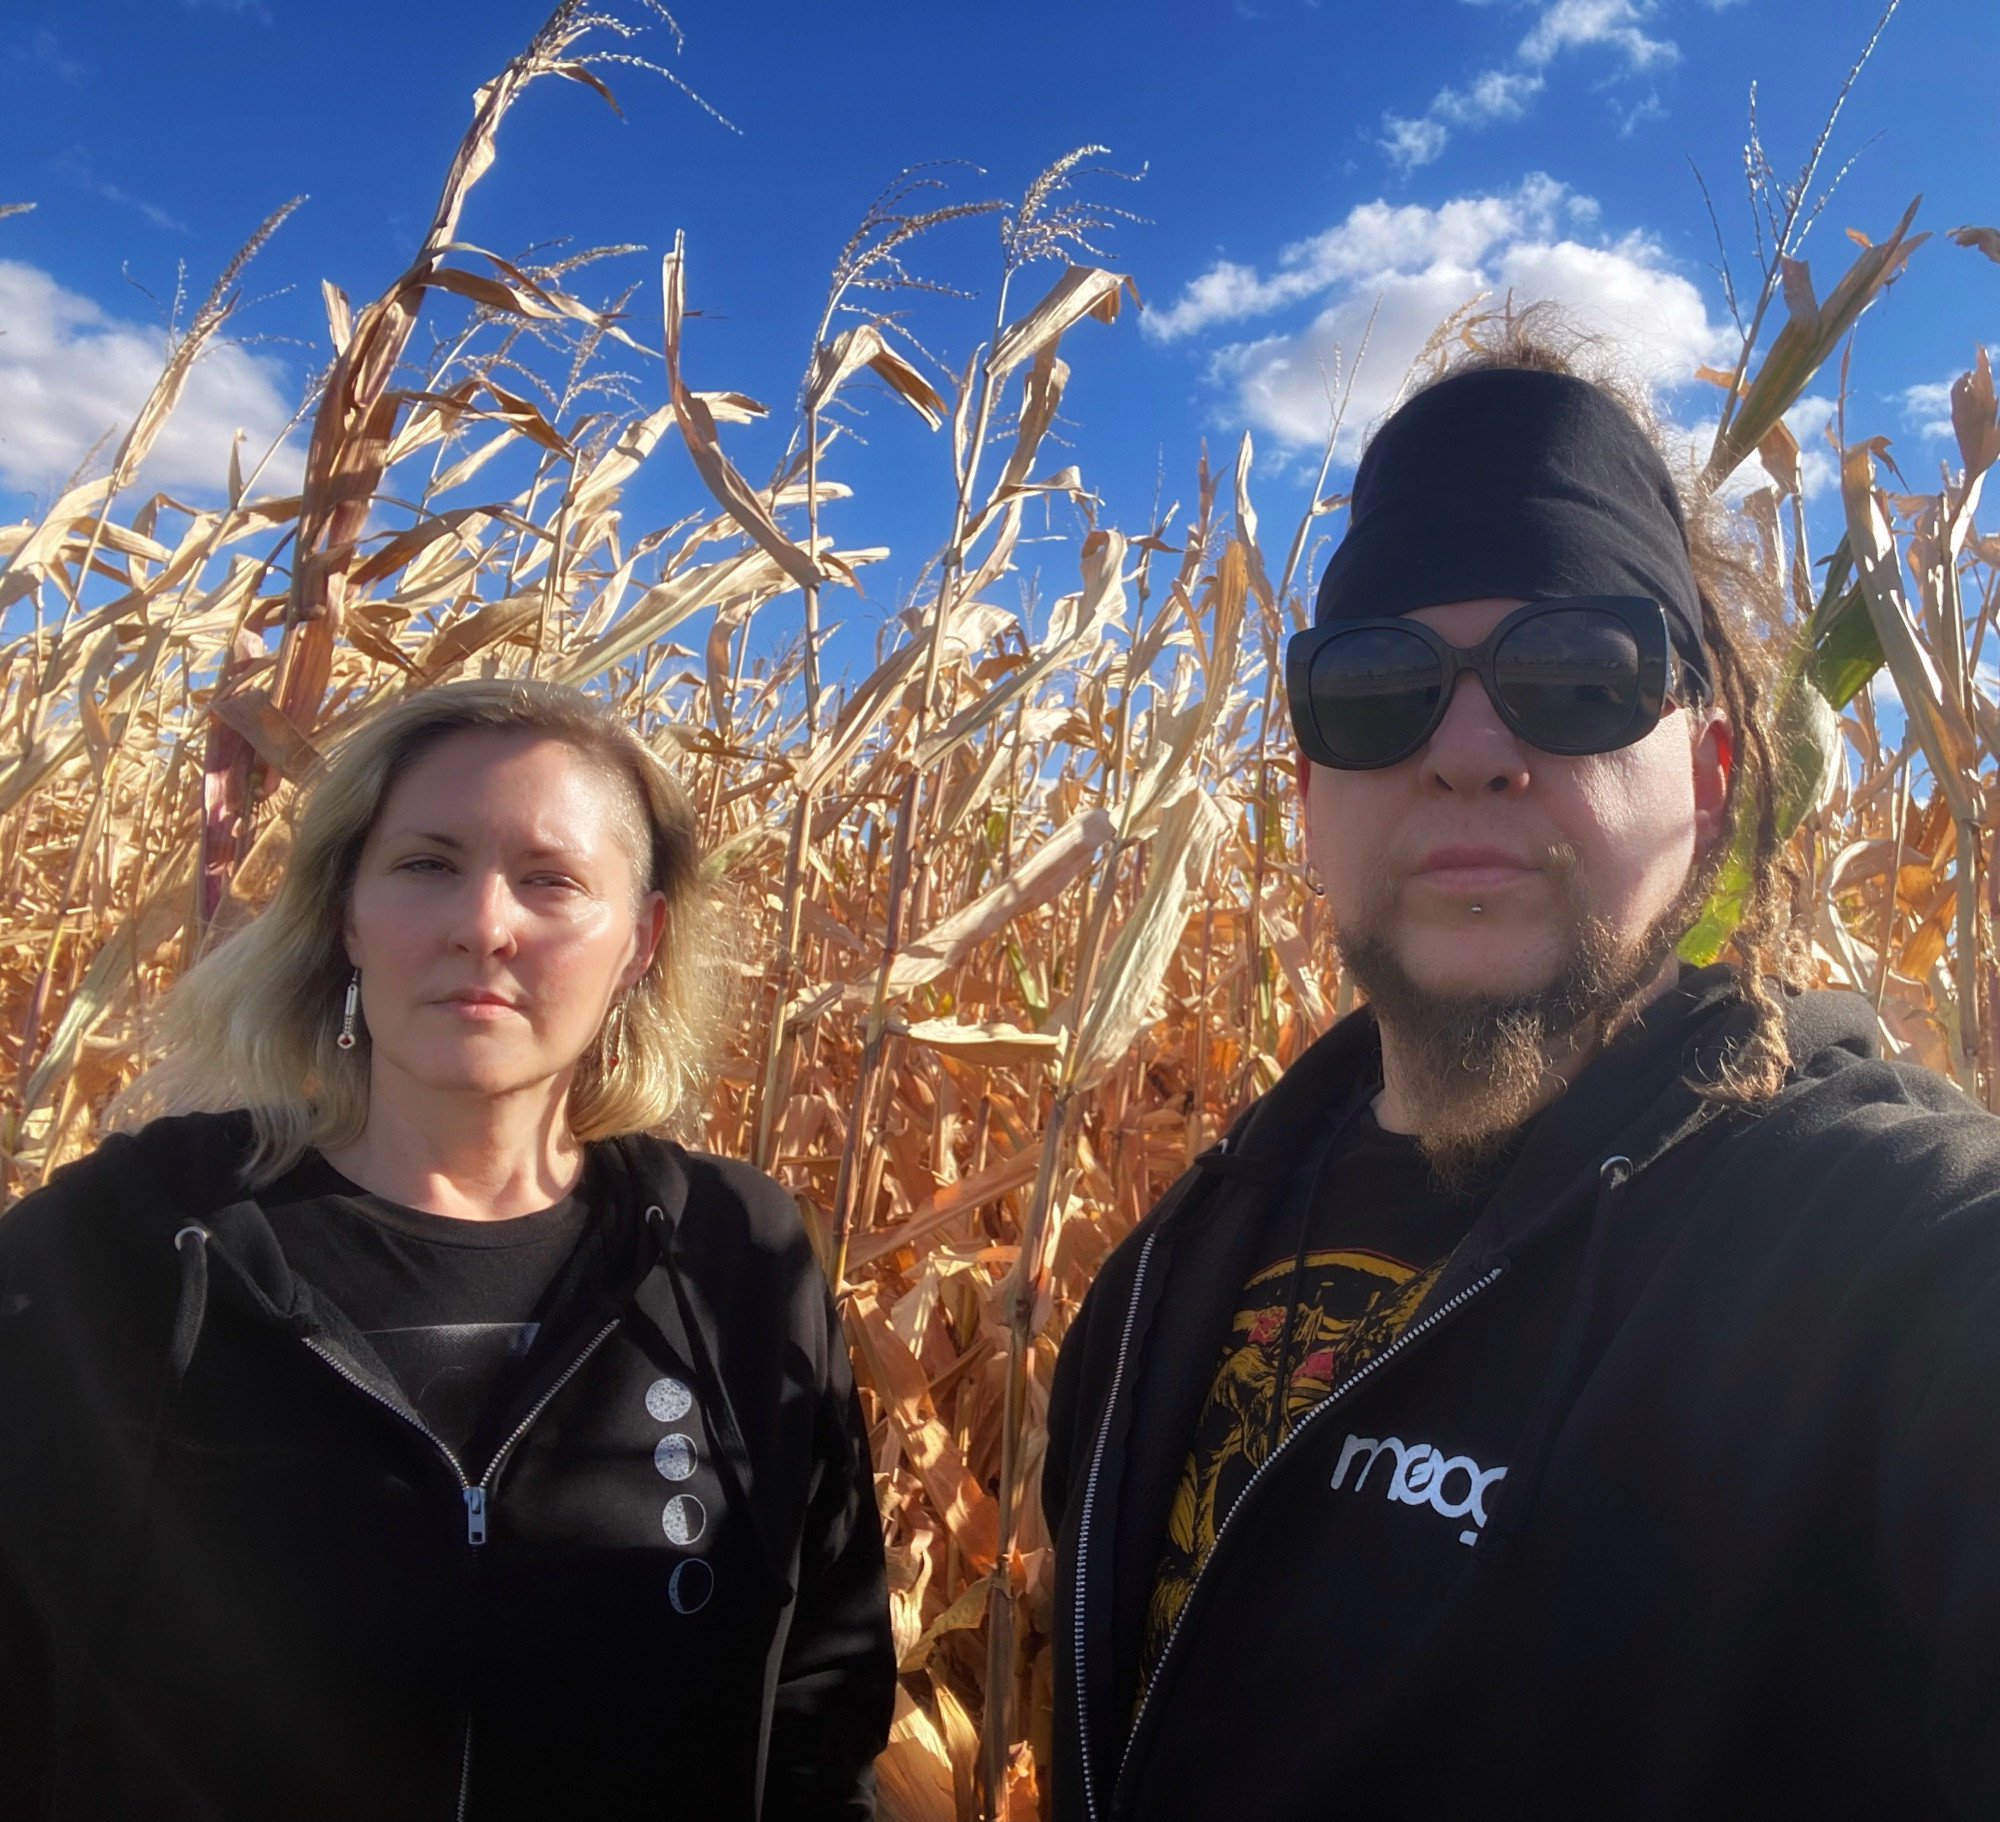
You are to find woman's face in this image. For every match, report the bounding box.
[343,730,667,1103]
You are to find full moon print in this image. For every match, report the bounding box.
[644,1377,693,1423]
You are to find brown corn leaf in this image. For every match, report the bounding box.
[849,1297,999,1571]
[1840,441,1977,822]
[210,687,323,783]
[846,1145,1042,1273]
[1758,419,1803,498]
[898,1577,990,1674]
[884,807,1116,993]
[899,1019,1063,1068]
[662,239,828,598]
[875,1690,957,1822]
[412,593,544,680]
[804,323,945,429]
[1948,225,2000,264]
[1070,787,1228,1090]
[914,530,1127,771]
[1951,347,2000,482]
[321,280,353,356]
[987,264,1136,380]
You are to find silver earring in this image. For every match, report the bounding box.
[336,969,361,1050]
[604,998,627,1071]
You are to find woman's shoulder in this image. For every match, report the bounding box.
[602,1135,823,1275]
[0,1111,254,1290]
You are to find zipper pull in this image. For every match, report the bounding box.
[463,1485,488,1546]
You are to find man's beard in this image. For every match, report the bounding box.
[1333,845,1704,1188]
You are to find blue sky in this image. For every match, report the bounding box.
[3,0,1995,669]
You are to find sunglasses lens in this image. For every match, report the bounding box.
[1307,624,1444,766]
[1492,608,1641,751]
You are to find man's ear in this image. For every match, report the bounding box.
[1692,709,1733,854]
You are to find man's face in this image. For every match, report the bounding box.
[1299,597,1732,1002]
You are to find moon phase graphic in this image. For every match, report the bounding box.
[644,1377,693,1423]
[661,1494,707,1546]
[654,1433,698,1482]
[669,1558,715,1615]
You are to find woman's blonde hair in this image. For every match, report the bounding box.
[118,679,722,1184]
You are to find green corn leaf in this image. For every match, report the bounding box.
[1679,624,1844,966]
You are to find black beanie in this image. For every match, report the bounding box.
[1312,367,1711,695]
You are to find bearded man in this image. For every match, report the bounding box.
[1042,345,2000,1820]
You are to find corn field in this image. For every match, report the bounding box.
[2,7,1997,1817]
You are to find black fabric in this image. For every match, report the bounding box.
[0,1119,894,1822]
[1044,967,2000,1820]
[1140,1106,1512,1683]
[1313,366,1711,694]
[262,1153,591,1465]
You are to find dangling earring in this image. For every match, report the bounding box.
[336,969,361,1051]
[604,997,627,1071]
[1305,863,1327,899]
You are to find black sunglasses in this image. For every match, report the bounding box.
[1286,596,1691,771]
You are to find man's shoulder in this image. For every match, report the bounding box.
[1715,1041,2000,1259]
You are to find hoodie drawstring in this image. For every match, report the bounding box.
[643,1206,792,1605]
[1482,1157,1630,1562]
[45,1224,212,1821]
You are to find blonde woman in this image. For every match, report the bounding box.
[0,681,893,1821]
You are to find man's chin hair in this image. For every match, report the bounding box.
[1336,911,1683,1189]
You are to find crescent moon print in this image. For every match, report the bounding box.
[669,1559,715,1615]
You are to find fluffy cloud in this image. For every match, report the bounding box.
[0,259,301,500]
[1149,176,1730,456]
[1379,0,1674,170]
[1518,0,1676,69]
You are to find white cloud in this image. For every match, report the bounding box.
[1897,351,2000,445]
[1435,69,1546,126]
[0,259,302,499]
[1900,379,1954,441]
[1518,0,1677,70]
[1786,393,1839,499]
[1146,175,1731,460]
[1380,113,1451,173]
[1375,0,1674,169]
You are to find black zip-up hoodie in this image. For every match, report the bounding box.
[0,1113,894,1821]
[1043,967,2000,1820]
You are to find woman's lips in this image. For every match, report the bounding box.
[436,992,519,1017]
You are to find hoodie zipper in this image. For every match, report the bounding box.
[1088,1260,1506,1818]
[302,1317,621,1820]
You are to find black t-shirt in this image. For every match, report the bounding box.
[262,1152,594,1466]
[1143,1099,1523,1683]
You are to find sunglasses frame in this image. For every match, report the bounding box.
[1286,594,1682,771]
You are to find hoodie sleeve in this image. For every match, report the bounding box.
[763,1278,895,1822]
[1876,1224,2000,1815]
[0,1551,50,1814]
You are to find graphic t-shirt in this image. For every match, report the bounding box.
[1142,1102,1519,1684]
[262,1152,594,1467]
